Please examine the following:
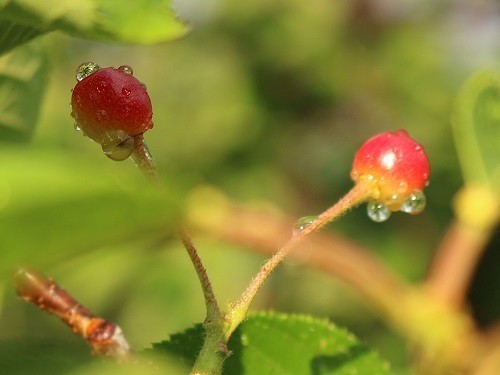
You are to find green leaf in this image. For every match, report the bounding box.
[451,70,500,195]
[86,0,189,44]
[150,324,205,368]
[151,312,390,375]
[0,339,188,375]
[0,0,188,48]
[0,40,49,142]
[0,339,93,375]
[0,19,47,56]
[0,146,181,278]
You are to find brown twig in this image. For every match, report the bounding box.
[13,267,132,360]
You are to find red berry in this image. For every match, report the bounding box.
[350,130,430,212]
[71,63,153,144]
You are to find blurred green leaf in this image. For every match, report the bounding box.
[87,0,189,44]
[0,339,93,375]
[0,19,47,56]
[0,0,188,51]
[0,41,48,142]
[149,323,204,368]
[452,70,500,195]
[0,339,188,375]
[152,312,390,374]
[0,147,181,278]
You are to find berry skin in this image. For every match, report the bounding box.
[71,64,153,144]
[350,130,430,212]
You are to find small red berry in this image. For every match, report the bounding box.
[71,63,153,147]
[350,130,430,220]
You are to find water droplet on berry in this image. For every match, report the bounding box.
[122,87,131,96]
[400,190,426,214]
[73,123,81,131]
[101,130,135,161]
[118,65,133,75]
[293,215,317,236]
[367,201,391,222]
[76,62,100,81]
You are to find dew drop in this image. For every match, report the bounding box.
[101,130,135,161]
[400,190,426,214]
[367,201,391,222]
[293,215,317,236]
[122,87,131,96]
[73,123,81,132]
[118,65,133,75]
[76,62,100,81]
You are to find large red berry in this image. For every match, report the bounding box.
[71,63,153,144]
[350,130,430,212]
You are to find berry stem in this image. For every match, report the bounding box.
[132,139,221,322]
[128,132,226,375]
[179,229,222,321]
[225,180,374,338]
[131,135,160,185]
[130,137,225,374]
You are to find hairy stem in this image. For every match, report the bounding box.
[129,136,226,373]
[180,229,222,321]
[225,182,373,337]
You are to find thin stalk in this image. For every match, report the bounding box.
[131,134,160,184]
[225,181,373,338]
[129,135,226,373]
[179,229,222,321]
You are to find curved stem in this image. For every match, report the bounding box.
[129,134,226,374]
[179,229,222,321]
[225,181,373,338]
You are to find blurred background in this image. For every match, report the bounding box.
[0,0,499,373]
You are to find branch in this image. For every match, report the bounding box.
[425,185,499,309]
[13,267,132,360]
